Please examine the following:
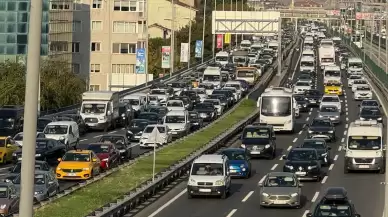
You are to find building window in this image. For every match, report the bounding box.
[92,0,102,8]
[112,43,136,54]
[89,85,100,91]
[91,42,101,51]
[72,42,80,53]
[112,64,131,73]
[73,21,82,32]
[72,64,80,74]
[51,2,70,10]
[50,41,68,52]
[113,0,137,12]
[91,21,102,31]
[113,21,136,33]
[91,64,101,73]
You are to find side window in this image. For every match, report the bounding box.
[69,126,73,134]
[107,103,112,113]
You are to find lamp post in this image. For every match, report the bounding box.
[171,0,176,76]
[201,0,207,63]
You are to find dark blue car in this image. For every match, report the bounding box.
[218,148,251,178]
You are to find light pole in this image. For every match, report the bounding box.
[201,0,207,63]
[145,0,149,85]
[19,0,42,215]
[170,0,176,76]
[212,0,216,58]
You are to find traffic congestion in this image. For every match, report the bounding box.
[137,22,386,217]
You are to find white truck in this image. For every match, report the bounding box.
[203,66,222,88]
[232,50,249,67]
[240,40,252,50]
[319,45,335,69]
[80,91,120,132]
[215,51,229,66]
[347,57,363,76]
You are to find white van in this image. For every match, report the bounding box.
[163,110,190,138]
[43,121,79,149]
[122,94,147,114]
[215,51,229,66]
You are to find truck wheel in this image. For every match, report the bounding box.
[103,123,108,132]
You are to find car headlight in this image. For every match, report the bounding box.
[83,168,89,171]
[378,117,382,120]
[35,154,41,157]
[34,191,44,195]
[328,131,334,133]
[241,144,246,148]
[321,153,327,156]
[290,193,298,197]
[308,130,313,134]
[285,165,294,170]
[102,158,109,162]
[240,164,245,168]
[308,165,317,170]
[121,113,125,117]
[262,192,270,197]
[188,178,196,185]
[56,167,61,171]
[0,204,7,209]
[59,136,65,141]
[264,144,270,149]
[215,180,224,186]
[127,130,133,134]
[12,153,16,156]
[335,116,339,118]
[360,117,365,120]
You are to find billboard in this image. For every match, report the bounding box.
[136,48,145,74]
[195,40,202,58]
[180,43,189,62]
[161,46,170,69]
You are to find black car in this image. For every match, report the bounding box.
[208,94,228,108]
[193,103,217,122]
[138,112,159,124]
[307,187,361,217]
[240,123,276,159]
[12,138,66,164]
[304,89,323,107]
[300,139,331,166]
[307,118,336,142]
[55,114,88,135]
[282,148,323,181]
[171,96,193,110]
[180,90,200,104]
[359,107,383,122]
[98,134,132,160]
[119,103,134,127]
[188,111,203,131]
[293,95,309,112]
[148,106,168,120]
[37,118,53,132]
[126,119,150,141]
[5,160,52,182]
[212,90,235,105]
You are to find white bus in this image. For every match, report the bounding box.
[323,65,341,84]
[203,66,222,88]
[257,87,296,132]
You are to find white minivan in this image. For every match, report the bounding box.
[163,110,190,138]
[43,121,80,149]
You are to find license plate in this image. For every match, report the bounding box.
[230,169,237,173]
[88,123,97,126]
[199,188,211,193]
[295,172,306,176]
[274,200,287,204]
[17,157,22,161]
[67,173,77,176]
[172,132,177,134]
[251,151,260,154]
[359,165,370,168]
[310,100,316,103]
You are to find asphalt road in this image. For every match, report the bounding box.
[133,45,387,217]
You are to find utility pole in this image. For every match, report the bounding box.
[170,0,175,76]
[19,0,42,215]
[277,18,282,76]
[145,0,149,85]
[201,0,207,63]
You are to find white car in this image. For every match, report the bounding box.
[320,94,342,113]
[203,99,223,116]
[293,81,312,94]
[166,100,186,111]
[13,132,46,146]
[347,75,362,87]
[354,85,373,100]
[351,79,369,92]
[222,87,240,101]
[139,124,172,148]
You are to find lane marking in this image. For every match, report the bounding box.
[293,138,298,143]
[226,209,238,217]
[346,117,349,122]
[310,108,313,111]
[306,117,310,121]
[345,107,348,111]
[148,189,187,217]
[344,95,347,99]
[308,111,312,115]
[271,164,278,171]
[345,124,348,128]
[299,131,303,135]
[341,138,345,143]
[109,131,117,134]
[93,135,102,138]
[329,164,334,171]
[334,155,339,161]
[345,112,348,116]
[287,146,292,151]
[279,155,284,160]
[338,146,342,151]
[242,191,254,202]
[321,176,328,184]
[302,210,310,217]
[311,192,320,203]
[258,176,266,185]
[80,139,88,142]
[343,130,347,135]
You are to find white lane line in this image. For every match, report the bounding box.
[310,108,313,111]
[299,131,303,135]
[271,164,278,171]
[345,112,348,116]
[345,103,348,107]
[311,192,320,203]
[293,138,298,143]
[345,124,348,128]
[334,155,339,161]
[148,189,187,217]
[80,139,88,142]
[338,146,342,151]
[308,111,312,115]
[344,95,347,99]
[302,210,310,217]
[345,107,348,111]
[341,138,345,143]
[346,117,349,122]
[287,146,292,151]
[109,131,117,134]
[258,176,266,185]
[93,135,102,138]
[306,117,310,121]
[343,130,347,135]
[226,209,238,217]
[242,191,254,202]
[329,164,334,171]
[321,176,328,184]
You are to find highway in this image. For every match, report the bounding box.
[132,42,387,217]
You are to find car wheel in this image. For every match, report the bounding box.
[343,165,349,174]
[220,190,227,199]
[187,193,193,199]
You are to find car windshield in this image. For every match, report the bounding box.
[143,126,166,133]
[82,103,106,114]
[361,108,381,116]
[350,76,361,79]
[14,174,45,185]
[194,103,214,110]
[314,205,352,216]
[305,90,320,96]
[150,89,166,95]
[354,80,367,84]
[326,83,341,87]
[191,163,224,176]
[322,97,339,102]
[99,136,125,145]
[165,115,185,123]
[0,117,14,129]
[204,100,220,105]
[325,71,340,77]
[287,150,317,161]
[62,153,90,162]
[221,150,246,160]
[36,141,48,149]
[302,140,325,149]
[0,187,8,198]
[361,100,378,107]
[14,133,23,141]
[130,120,149,128]
[261,96,292,116]
[294,95,305,101]
[299,75,311,80]
[11,163,45,173]
[320,106,338,113]
[138,113,158,121]
[167,101,183,107]
[44,125,68,134]
[357,86,370,91]
[264,176,297,187]
[88,144,110,153]
[348,136,381,150]
[311,119,332,127]
[301,61,314,67]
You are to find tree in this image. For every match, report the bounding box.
[0,60,86,111]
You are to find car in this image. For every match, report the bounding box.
[148,106,168,120]
[172,96,193,110]
[37,118,53,132]
[126,119,150,141]
[304,89,322,107]
[347,75,362,87]
[148,95,161,106]
[13,132,45,147]
[0,137,19,164]
[188,111,203,131]
[359,107,383,122]
[258,172,302,208]
[55,114,89,135]
[193,103,217,122]
[0,183,19,216]
[98,134,132,160]
[166,100,186,111]
[297,74,313,85]
[12,138,67,163]
[324,82,343,96]
[212,90,235,105]
[353,85,372,100]
[320,94,341,113]
[13,170,59,202]
[306,187,361,217]
[86,143,121,170]
[293,94,309,112]
[318,105,341,124]
[118,103,135,127]
[307,117,336,142]
[358,99,381,112]
[5,160,52,183]
[299,139,331,166]
[139,125,172,148]
[282,148,323,181]
[217,148,251,178]
[138,112,160,124]
[208,94,228,108]
[203,99,224,116]
[293,81,312,94]
[240,123,276,159]
[351,79,368,92]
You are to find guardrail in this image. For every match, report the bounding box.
[39,56,215,118]
[364,30,387,50]
[83,40,300,217]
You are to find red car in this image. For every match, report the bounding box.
[86,143,120,170]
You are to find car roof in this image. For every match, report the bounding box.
[220,148,245,153]
[194,154,226,164]
[323,187,348,199]
[100,134,125,138]
[267,172,295,177]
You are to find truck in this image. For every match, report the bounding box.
[215,51,229,66]
[232,50,249,67]
[202,66,222,88]
[80,91,120,132]
[318,45,335,69]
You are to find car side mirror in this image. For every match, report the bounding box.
[107,111,112,116]
[299,183,304,187]
[57,158,62,162]
[281,155,287,160]
[306,214,313,217]
[92,158,97,162]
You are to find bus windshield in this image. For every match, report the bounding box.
[237,71,255,77]
[325,71,340,77]
[260,96,292,116]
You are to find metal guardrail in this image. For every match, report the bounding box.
[39,56,215,118]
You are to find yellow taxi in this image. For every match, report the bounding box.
[324,82,343,96]
[0,136,19,164]
[56,149,101,180]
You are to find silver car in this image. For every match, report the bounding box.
[13,170,59,202]
[259,172,302,208]
[318,105,340,124]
